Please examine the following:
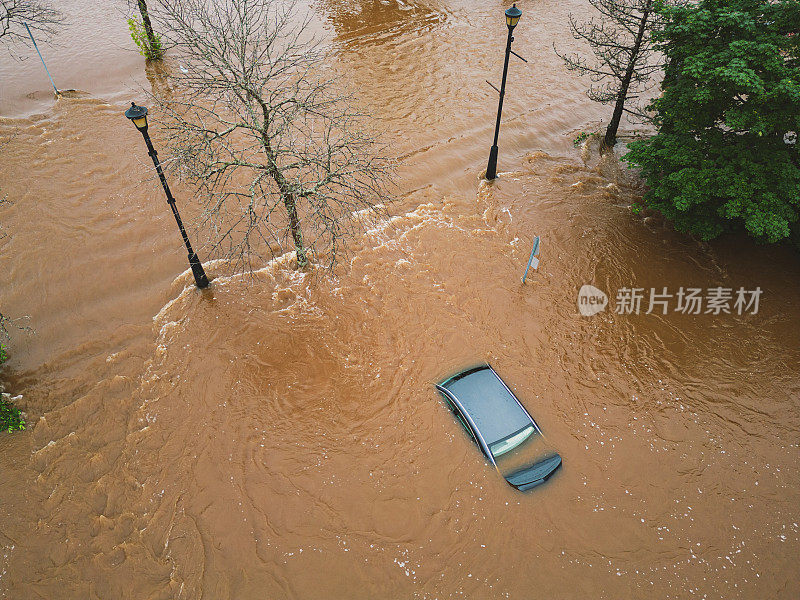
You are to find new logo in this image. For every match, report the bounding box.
[577,285,608,316]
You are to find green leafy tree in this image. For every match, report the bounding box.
[625,0,800,242]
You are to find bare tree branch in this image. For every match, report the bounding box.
[555,0,664,149]
[147,0,395,273]
[0,0,63,51]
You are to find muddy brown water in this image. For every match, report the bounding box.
[1,0,800,598]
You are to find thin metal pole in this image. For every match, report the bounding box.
[522,236,540,284]
[140,130,210,288]
[486,26,515,180]
[23,23,58,95]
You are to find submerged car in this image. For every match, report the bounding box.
[436,364,561,491]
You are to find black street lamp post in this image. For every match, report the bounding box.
[124,102,210,289]
[485,3,522,181]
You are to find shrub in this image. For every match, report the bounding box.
[0,397,25,433]
[0,344,26,433]
[128,17,163,60]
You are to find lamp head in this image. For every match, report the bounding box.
[125,102,149,132]
[505,3,522,29]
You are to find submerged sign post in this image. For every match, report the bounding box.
[522,236,540,284]
[24,23,59,96]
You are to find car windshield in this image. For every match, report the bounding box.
[489,424,536,457]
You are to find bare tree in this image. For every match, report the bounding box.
[0,0,62,48]
[149,0,394,272]
[555,0,662,150]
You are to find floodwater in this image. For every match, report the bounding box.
[1,0,799,598]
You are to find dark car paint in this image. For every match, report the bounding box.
[504,454,562,491]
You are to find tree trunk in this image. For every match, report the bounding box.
[603,82,630,151]
[602,0,653,152]
[258,125,309,268]
[283,194,308,269]
[137,0,162,59]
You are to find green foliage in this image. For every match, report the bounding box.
[1,397,25,433]
[625,0,800,242]
[574,131,592,147]
[128,17,163,60]
[0,345,25,433]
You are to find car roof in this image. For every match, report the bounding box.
[440,365,533,446]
